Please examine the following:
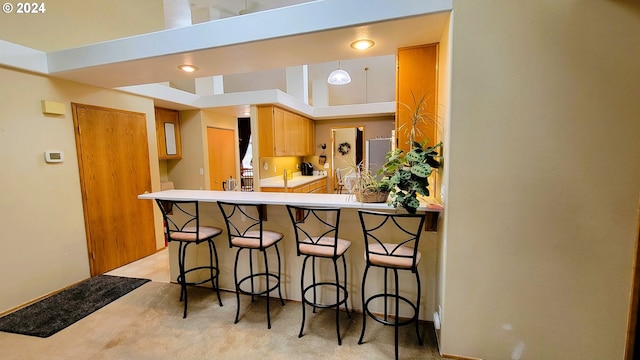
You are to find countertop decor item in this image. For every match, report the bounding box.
[318,143,327,165]
[343,161,391,204]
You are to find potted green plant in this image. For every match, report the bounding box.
[380,141,441,213]
[380,91,442,213]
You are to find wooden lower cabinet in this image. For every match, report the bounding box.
[261,178,327,193]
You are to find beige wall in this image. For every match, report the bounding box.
[166,109,239,191]
[0,0,165,51]
[202,109,240,188]
[435,9,452,346]
[0,67,163,313]
[166,110,205,190]
[440,1,640,359]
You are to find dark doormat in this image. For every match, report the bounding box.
[0,275,151,338]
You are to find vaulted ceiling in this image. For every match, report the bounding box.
[0,0,452,117]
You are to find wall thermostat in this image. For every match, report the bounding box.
[45,151,64,163]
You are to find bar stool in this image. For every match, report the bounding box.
[155,199,223,318]
[286,205,351,345]
[217,201,285,329]
[357,210,426,360]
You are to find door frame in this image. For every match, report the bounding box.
[206,126,238,191]
[330,126,365,192]
[626,203,640,360]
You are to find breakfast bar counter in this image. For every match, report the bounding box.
[139,189,443,212]
[139,189,443,321]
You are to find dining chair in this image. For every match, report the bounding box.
[335,168,345,194]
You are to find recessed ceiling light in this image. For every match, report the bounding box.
[350,39,375,50]
[178,64,198,73]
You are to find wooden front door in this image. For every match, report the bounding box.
[72,103,156,276]
[207,127,236,190]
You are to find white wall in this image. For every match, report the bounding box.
[441,0,640,359]
[0,68,163,313]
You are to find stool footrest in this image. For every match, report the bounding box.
[237,273,281,296]
[363,293,418,327]
[177,266,221,287]
[302,282,349,308]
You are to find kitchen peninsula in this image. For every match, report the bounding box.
[138,189,443,320]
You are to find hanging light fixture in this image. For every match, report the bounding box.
[327,61,351,85]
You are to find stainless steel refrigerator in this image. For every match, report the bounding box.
[366,138,392,179]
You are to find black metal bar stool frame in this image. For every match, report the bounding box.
[217,201,285,329]
[357,210,426,360]
[155,199,223,319]
[286,205,351,345]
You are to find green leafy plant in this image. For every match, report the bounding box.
[379,90,442,213]
[380,140,442,213]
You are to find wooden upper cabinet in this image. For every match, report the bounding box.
[304,116,315,155]
[258,105,314,157]
[396,43,439,152]
[273,107,288,156]
[155,107,182,160]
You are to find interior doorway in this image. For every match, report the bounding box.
[207,127,237,190]
[331,126,364,192]
[72,103,156,276]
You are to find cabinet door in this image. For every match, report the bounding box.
[257,105,315,157]
[273,107,288,156]
[260,187,284,193]
[283,111,305,156]
[307,118,315,156]
[155,107,182,160]
[258,106,276,157]
[396,43,438,152]
[301,116,314,156]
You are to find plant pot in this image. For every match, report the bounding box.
[355,189,390,203]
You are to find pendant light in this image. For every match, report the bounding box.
[327,61,351,85]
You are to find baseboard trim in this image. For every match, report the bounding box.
[0,277,90,317]
[442,353,483,360]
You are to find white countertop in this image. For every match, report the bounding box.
[138,189,443,212]
[259,173,327,188]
